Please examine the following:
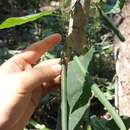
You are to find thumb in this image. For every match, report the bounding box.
[18,64,61,92]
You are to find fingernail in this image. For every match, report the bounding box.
[51,64,62,74]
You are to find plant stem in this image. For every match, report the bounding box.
[91,84,126,130]
[61,64,68,130]
[96,4,125,42]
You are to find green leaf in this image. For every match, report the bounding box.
[90,115,110,130]
[90,116,130,130]
[68,106,90,130]
[0,11,53,29]
[107,116,130,130]
[67,46,95,130]
[67,44,126,130]
[86,125,92,130]
[102,0,125,14]
[108,0,125,14]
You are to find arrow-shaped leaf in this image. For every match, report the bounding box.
[67,45,126,130]
[67,46,95,130]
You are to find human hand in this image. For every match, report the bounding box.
[0,34,62,130]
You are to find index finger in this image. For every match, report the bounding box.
[19,33,62,64]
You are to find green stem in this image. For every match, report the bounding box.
[91,84,126,130]
[96,4,125,42]
[61,64,68,130]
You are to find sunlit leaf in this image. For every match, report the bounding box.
[0,11,53,29]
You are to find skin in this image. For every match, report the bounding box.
[0,33,62,130]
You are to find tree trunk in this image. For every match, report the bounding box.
[115,0,130,116]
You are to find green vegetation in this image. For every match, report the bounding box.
[0,11,53,29]
[0,0,129,130]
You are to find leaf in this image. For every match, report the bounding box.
[0,11,53,29]
[68,105,90,130]
[90,115,110,130]
[107,116,130,130]
[90,116,130,130]
[67,45,126,130]
[102,0,125,14]
[67,46,95,130]
[108,0,125,14]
